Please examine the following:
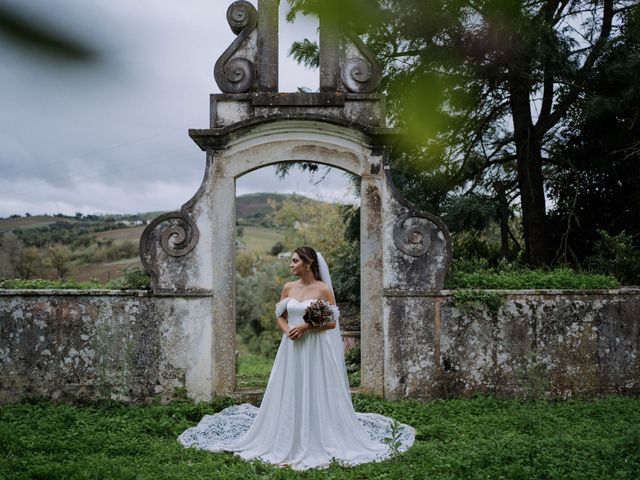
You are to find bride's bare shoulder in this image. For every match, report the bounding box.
[281,281,294,296]
[317,281,335,303]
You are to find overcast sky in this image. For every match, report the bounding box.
[0,0,359,218]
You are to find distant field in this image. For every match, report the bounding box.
[0,215,80,233]
[238,226,287,253]
[89,225,283,252]
[71,258,142,282]
[69,224,284,281]
[92,225,145,241]
[0,211,286,281]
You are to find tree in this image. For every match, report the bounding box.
[271,241,285,256]
[18,247,41,279]
[268,197,350,266]
[46,244,71,279]
[547,6,640,262]
[287,0,634,265]
[0,232,24,278]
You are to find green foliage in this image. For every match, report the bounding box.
[348,371,361,388]
[236,256,291,358]
[547,8,640,264]
[287,0,633,267]
[7,214,136,248]
[452,231,506,266]
[585,230,640,285]
[0,278,103,289]
[268,196,350,262]
[2,396,639,479]
[235,348,273,390]
[344,345,362,387]
[442,194,498,234]
[104,267,151,290]
[331,239,360,305]
[0,232,23,278]
[270,241,284,256]
[446,259,620,290]
[516,353,551,402]
[0,267,150,290]
[382,419,403,455]
[91,240,138,264]
[288,38,319,68]
[452,290,505,314]
[45,243,71,279]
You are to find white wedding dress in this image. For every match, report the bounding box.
[178,297,415,470]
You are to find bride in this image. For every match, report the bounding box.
[178,246,415,470]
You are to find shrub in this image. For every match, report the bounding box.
[270,241,285,256]
[445,259,620,289]
[105,267,151,290]
[585,230,640,285]
[0,267,150,290]
[93,241,138,263]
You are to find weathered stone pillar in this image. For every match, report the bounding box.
[210,154,236,396]
[319,13,339,92]
[360,174,384,395]
[257,0,279,92]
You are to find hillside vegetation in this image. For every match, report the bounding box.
[0,193,326,283]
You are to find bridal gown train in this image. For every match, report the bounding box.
[178,297,415,470]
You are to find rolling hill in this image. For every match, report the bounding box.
[0,193,327,281]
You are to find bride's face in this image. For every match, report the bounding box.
[290,253,307,277]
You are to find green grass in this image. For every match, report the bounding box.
[236,340,273,389]
[1,396,638,479]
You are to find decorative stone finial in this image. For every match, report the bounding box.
[214,1,258,93]
[214,1,382,94]
[339,31,383,93]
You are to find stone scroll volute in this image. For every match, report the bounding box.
[214,1,259,93]
[382,166,453,290]
[339,31,383,93]
[139,210,202,292]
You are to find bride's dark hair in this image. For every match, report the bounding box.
[294,246,321,281]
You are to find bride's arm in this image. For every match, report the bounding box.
[276,283,291,335]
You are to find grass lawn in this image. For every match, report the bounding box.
[1,395,638,480]
[235,336,274,390]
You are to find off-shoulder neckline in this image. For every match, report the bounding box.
[284,296,318,304]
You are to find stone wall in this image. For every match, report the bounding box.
[0,290,214,403]
[2,289,639,403]
[384,288,640,400]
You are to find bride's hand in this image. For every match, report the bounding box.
[288,323,309,340]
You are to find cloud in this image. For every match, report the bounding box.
[0,0,352,218]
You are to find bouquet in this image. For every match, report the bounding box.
[303,299,334,327]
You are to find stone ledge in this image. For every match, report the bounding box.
[2,288,637,298]
[0,289,213,297]
[383,287,640,297]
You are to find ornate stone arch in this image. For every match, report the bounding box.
[141,116,451,397]
[140,1,452,399]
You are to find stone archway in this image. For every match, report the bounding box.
[139,1,452,400]
[216,119,386,396]
[140,115,452,399]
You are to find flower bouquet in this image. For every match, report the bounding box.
[303,299,334,327]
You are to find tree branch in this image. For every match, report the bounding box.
[535,0,614,135]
